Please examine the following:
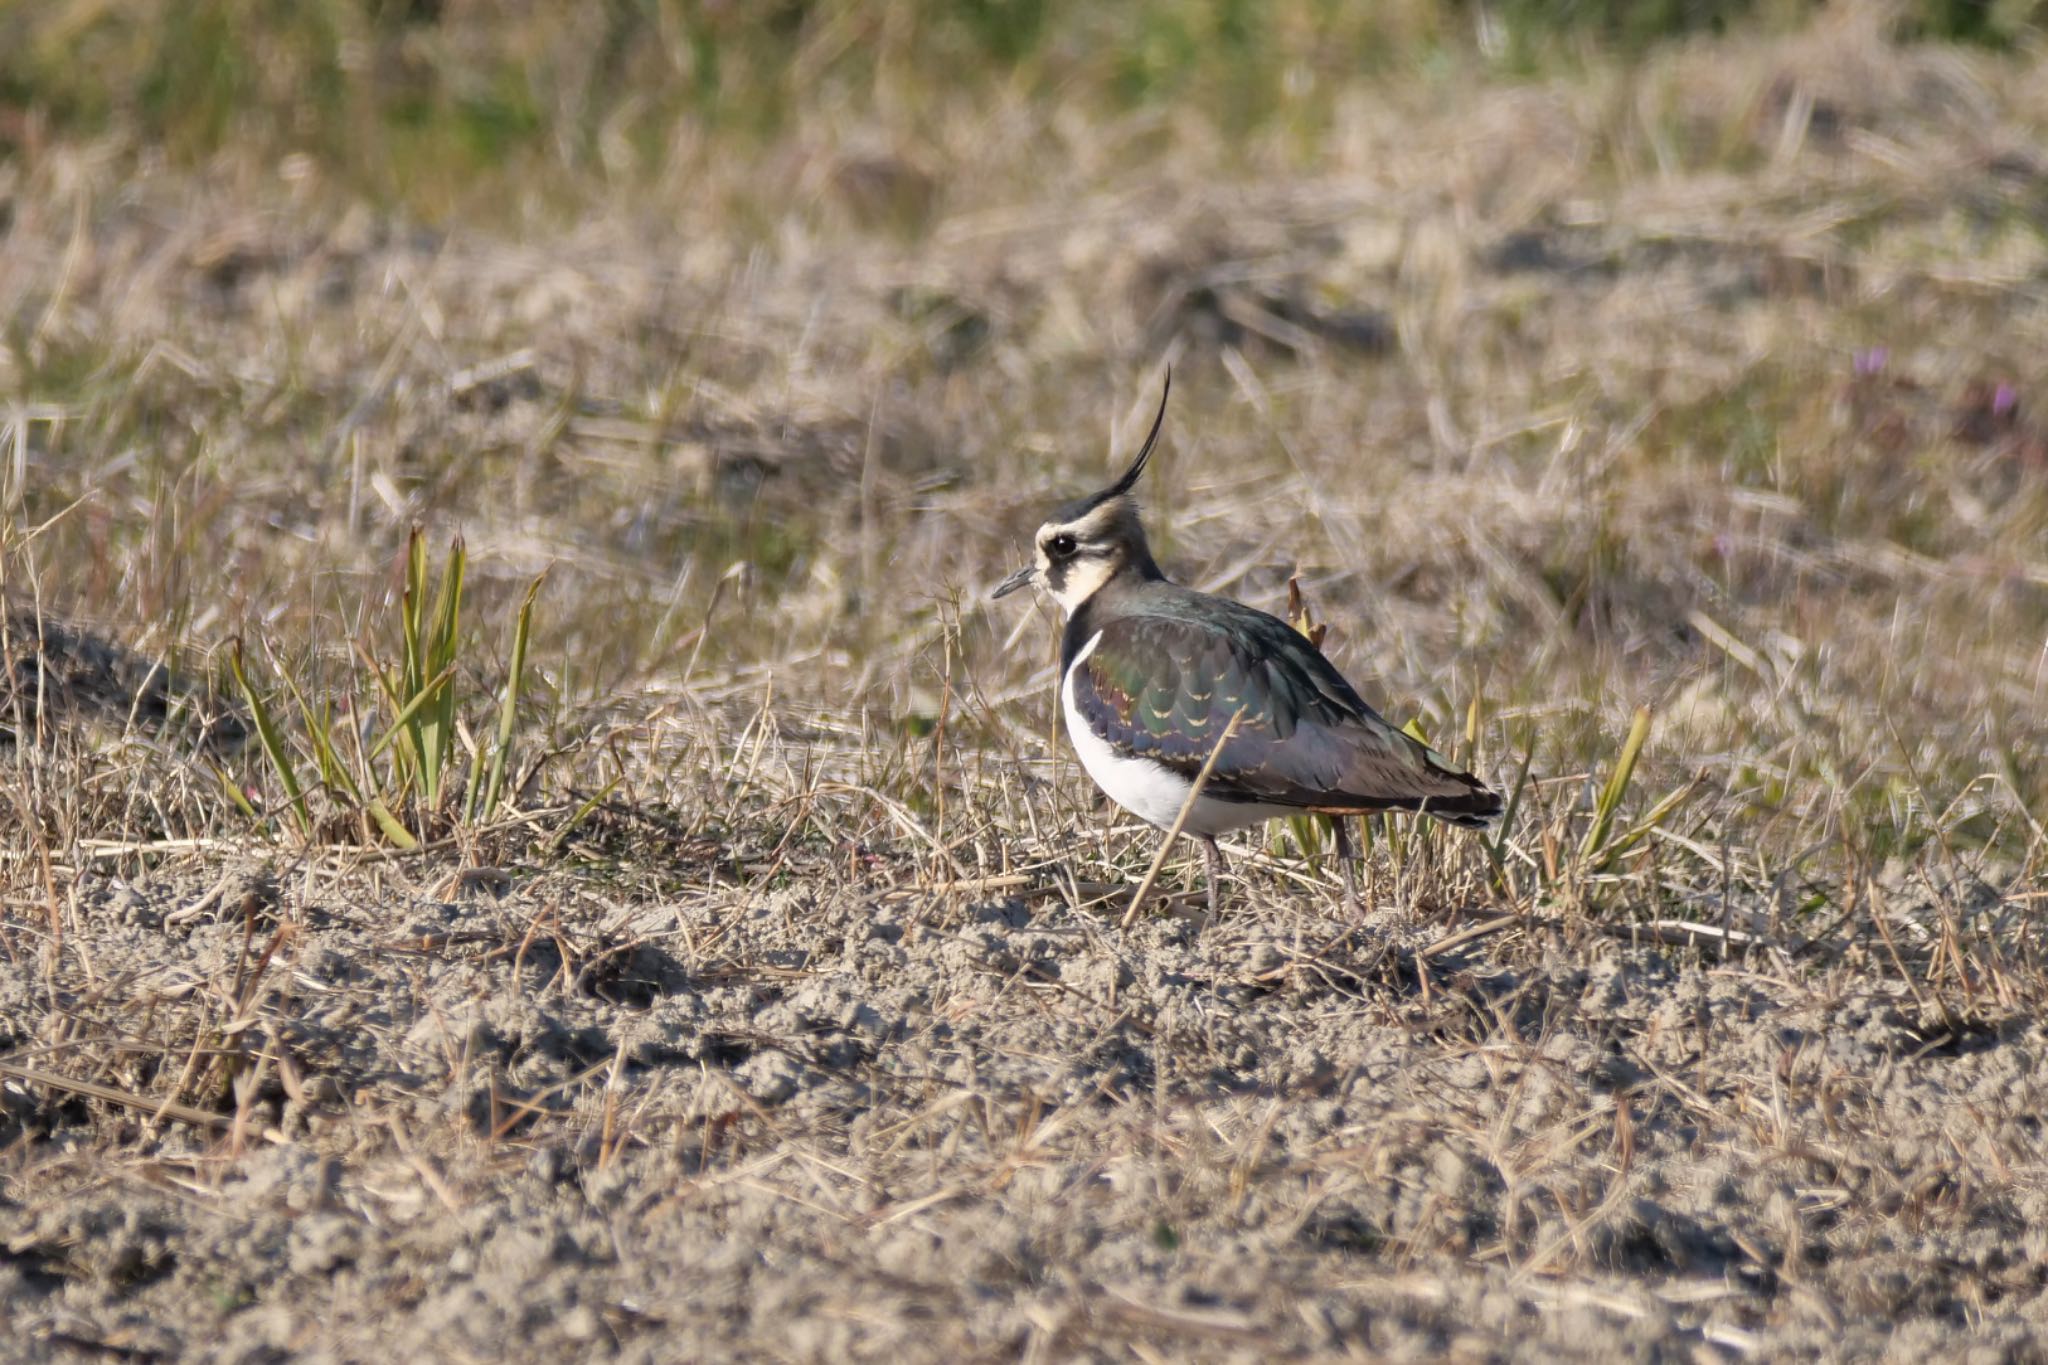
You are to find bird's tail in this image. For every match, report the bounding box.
[1405,738,1505,828]
[1414,776,1504,829]
[1318,761,1504,827]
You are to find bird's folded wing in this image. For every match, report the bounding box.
[1069,611,1491,813]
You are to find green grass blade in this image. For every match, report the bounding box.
[364,797,420,850]
[350,634,412,789]
[546,776,624,856]
[480,569,544,820]
[1490,743,1535,864]
[227,638,310,838]
[401,525,427,695]
[1591,780,1695,872]
[399,525,430,802]
[1486,742,1537,890]
[1581,705,1652,864]
[217,767,258,820]
[462,720,487,825]
[366,661,459,760]
[420,534,465,807]
[275,661,362,806]
[269,649,428,847]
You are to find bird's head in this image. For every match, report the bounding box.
[992,372,1170,615]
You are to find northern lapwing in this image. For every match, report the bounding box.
[992,374,1501,914]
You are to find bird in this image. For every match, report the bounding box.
[992,373,1502,916]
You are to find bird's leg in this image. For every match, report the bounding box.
[1331,816,1363,914]
[1201,835,1225,920]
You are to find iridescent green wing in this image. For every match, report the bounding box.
[1071,609,1497,818]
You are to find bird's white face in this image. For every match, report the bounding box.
[992,500,1136,616]
[990,371,1173,615]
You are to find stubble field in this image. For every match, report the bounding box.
[5,7,2048,1360]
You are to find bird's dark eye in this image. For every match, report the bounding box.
[1047,533,1078,559]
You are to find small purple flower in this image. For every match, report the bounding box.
[1853,346,1889,377]
[1993,381,2018,417]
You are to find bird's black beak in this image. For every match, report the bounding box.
[991,564,1036,600]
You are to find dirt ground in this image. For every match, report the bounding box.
[1,851,2042,1362]
[8,10,2048,1362]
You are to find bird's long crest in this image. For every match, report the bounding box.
[1106,369,1171,498]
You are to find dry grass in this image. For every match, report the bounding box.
[6,9,2048,1360]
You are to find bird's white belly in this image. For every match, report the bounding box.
[1061,633,1287,837]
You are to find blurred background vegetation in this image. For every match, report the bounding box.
[5,0,2044,219]
[7,0,2048,860]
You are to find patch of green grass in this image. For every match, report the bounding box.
[227,528,547,847]
[12,1,2038,218]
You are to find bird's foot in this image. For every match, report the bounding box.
[1202,836,1225,921]
[1340,858,1364,918]
[1331,817,1365,918]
